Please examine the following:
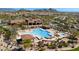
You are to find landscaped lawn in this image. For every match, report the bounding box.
[69,47,79,51]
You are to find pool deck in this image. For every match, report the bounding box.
[17,28,68,40]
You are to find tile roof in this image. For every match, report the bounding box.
[21,34,35,40]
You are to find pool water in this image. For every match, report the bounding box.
[58,32,66,37]
[31,28,53,39]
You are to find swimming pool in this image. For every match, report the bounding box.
[31,28,53,39]
[58,32,66,37]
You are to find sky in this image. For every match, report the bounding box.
[4,8,79,12]
[56,8,79,12]
[24,8,79,12]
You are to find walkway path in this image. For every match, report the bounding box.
[46,42,79,51]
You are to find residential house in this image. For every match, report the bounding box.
[26,18,42,25]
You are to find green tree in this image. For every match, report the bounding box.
[22,39,32,48]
